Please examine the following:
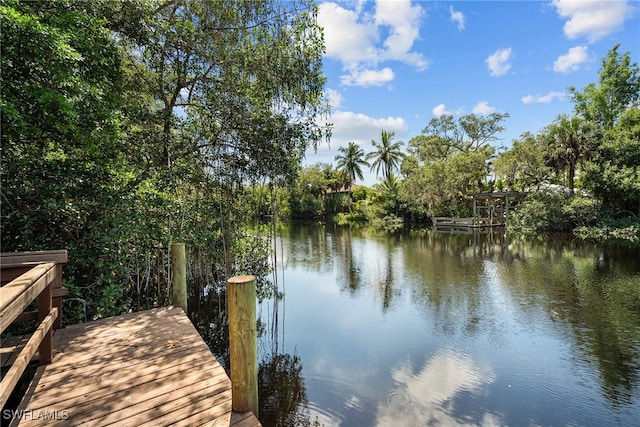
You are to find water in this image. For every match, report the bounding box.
[253,224,640,426]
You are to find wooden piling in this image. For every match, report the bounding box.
[227,275,259,417]
[170,243,187,313]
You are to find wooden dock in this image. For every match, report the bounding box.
[432,216,501,233]
[431,191,524,232]
[6,307,261,427]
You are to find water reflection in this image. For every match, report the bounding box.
[259,353,317,427]
[194,224,640,426]
[187,268,317,427]
[376,347,498,426]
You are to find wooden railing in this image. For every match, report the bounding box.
[0,250,68,408]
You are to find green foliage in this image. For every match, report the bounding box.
[352,185,374,202]
[245,184,291,220]
[366,129,405,180]
[503,44,639,240]
[562,195,601,227]
[509,191,602,235]
[1,0,329,322]
[414,113,508,162]
[374,175,401,214]
[399,147,493,217]
[494,132,551,190]
[335,142,369,184]
[581,107,640,213]
[540,114,596,194]
[570,44,640,130]
[569,45,640,214]
[509,192,570,234]
[574,218,640,243]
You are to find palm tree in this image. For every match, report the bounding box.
[366,130,405,180]
[335,142,368,212]
[543,115,594,194]
[335,142,369,185]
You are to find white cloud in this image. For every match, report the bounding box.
[318,2,379,66]
[521,92,566,104]
[375,0,428,69]
[472,101,496,115]
[325,88,344,109]
[449,6,465,30]
[375,348,498,427]
[485,48,512,77]
[553,46,589,73]
[313,110,409,152]
[552,0,637,42]
[318,1,428,88]
[432,104,451,116]
[341,68,395,87]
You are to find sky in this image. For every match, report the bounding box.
[305,0,640,186]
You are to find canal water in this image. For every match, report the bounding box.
[252,224,639,426]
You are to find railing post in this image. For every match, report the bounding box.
[170,243,187,313]
[227,275,258,417]
[37,281,53,364]
[52,263,64,329]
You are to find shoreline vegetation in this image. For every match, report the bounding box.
[267,44,640,245]
[1,0,638,330]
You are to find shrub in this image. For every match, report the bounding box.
[509,191,570,234]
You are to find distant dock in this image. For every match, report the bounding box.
[432,191,524,233]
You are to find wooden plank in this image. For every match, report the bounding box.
[1,267,33,283]
[0,250,68,266]
[11,310,38,323]
[49,367,229,425]
[0,263,56,331]
[26,354,220,409]
[37,334,210,383]
[119,383,232,427]
[0,307,57,408]
[45,313,204,370]
[231,412,263,427]
[12,307,261,427]
[0,335,30,368]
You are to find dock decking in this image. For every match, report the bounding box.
[8,307,261,427]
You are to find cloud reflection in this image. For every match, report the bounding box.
[376,347,500,426]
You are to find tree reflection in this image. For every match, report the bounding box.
[495,236,640,407]
[333,228,362,293]
[275,224,640,417]
[187,255,318,427]
[259,352,319,427]
[378,249,396,312]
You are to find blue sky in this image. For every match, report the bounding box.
[305,0,640,186]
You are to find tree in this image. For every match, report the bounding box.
[399,148,492,217]
[569,44,640,213]
[542,115,595,194]
[570,44,640,130]
[140,0,329,182]
[366,130,405,180]
[582,107,640,213]
[335,142,369,185]
[376,174,401,215]
[0,0,153,318]
[288,164,335,219]
[0,0,330,320]
[413,113,508,162]
[494,132,551,191]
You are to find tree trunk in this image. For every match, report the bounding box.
[568,161,575,195]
